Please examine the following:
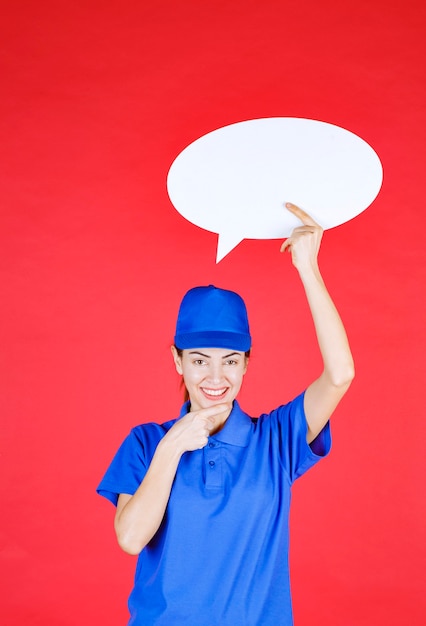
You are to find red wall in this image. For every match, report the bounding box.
[1,1,425,624]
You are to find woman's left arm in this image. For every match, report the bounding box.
[281,203,355,443]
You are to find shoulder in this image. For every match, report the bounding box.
[102,417,179,472]
[128,417,178,446]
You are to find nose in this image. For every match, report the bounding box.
[207,362,223,385]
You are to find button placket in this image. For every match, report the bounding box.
[204,441,222,489]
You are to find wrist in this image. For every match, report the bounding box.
[157,432,186,462]
[297,260,322,282]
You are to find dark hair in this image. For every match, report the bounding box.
[174,346,251,404]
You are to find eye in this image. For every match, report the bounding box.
[225,359,238,366]
[193,359,206,366]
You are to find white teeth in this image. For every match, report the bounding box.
[203,388,227,397]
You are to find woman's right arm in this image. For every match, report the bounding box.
[114,403,231,555]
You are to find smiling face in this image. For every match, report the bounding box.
[171,346,249,412]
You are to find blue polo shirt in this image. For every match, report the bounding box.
[97,391,331,626]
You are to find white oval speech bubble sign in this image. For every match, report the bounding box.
[167,117,383,262]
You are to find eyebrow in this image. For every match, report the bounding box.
[188,351,241,359]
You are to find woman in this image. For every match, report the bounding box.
[97,203,354,626]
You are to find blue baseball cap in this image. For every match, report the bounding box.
[174,285,252,351]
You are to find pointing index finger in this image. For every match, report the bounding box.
[197,403,232,418]
[285,202,319,227]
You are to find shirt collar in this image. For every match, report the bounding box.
[179,400,252,447]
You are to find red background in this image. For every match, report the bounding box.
[1,1,425,624]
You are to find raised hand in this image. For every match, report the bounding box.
[280,202,323,273]
[164,404,232,453]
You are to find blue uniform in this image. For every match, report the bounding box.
[97,391,331,626]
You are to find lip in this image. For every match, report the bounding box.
[200,387,229,401]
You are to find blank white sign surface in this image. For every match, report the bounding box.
[167,117,383,262]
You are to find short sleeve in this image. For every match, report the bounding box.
[272,390,331,483]
[96,428,150,506]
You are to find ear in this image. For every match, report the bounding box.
[170,345,183,375]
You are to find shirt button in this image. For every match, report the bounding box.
[209,461,215,467]
[208,442,215,448]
